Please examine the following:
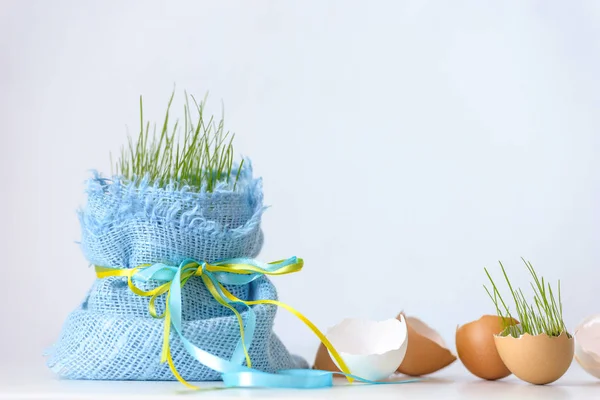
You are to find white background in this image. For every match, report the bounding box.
[1,0,599,377]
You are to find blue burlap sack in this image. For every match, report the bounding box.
[47,163,308,380]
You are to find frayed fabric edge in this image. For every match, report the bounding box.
[79,160,266,238]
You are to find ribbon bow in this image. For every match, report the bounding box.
[95,257,418,389]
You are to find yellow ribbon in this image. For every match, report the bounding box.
[95,259,352,389]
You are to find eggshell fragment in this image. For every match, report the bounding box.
[456,315,518,380]
[396,313,456,376]
[313,342,341,373]
[494,331,573,385]
[324,317,409,381]
[313,317,408,381]
[574,314,600,379]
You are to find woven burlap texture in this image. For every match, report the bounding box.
[47,163,308,380]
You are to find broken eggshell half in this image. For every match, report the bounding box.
[320,316,409,381]
[396,313,457,376]
[456,315,518,380]
[574,314,600,379]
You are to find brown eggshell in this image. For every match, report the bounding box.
[456,315,518,380]
[494,331,574,385]
[313,341,341,372]
[396,313,456,376]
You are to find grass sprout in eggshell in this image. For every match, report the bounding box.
[484,258,573,385]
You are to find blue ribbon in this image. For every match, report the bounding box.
[107,257,419,389]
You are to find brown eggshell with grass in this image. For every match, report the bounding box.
[456,315,519,380]
[396,313,456,376]
[494,331,574,385]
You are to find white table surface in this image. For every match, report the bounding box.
[2,361,599,400]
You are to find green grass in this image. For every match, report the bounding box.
[484,258,567,338]
[111,91,244,192]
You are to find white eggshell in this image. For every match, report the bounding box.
[574,314,600,379]
[326,316,408,381]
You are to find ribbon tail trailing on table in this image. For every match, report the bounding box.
[95,257,419,390]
